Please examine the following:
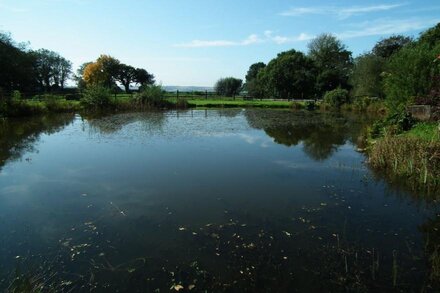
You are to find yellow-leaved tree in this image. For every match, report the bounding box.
[83,55,120,88]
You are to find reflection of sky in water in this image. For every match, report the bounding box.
[0,110,438,291]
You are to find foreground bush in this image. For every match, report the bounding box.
[369,135,440,195]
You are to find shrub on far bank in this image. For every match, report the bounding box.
[290,101,304,110]
[323,88,350,108]
[305,101,317,111]
[134,85,170,108]
[81,86,112,108]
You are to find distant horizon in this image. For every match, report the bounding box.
[1,0,439,86]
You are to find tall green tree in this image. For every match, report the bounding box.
[115,64,137,93]
[307,34,353,97]
[383,42,440,110]
[53,57,72,90]
[214,77,243,97]
[350,53,385,98]
[245,62,266,97]
[134,68,155,88]
[372,35,413,59]
[418,22,440,48]
[0,32,36,92]
[33,49,72,91]
[258,49,316,100]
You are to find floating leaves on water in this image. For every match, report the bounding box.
[110,201,127,216]
[127,268,136,273]
[60,281,73,286]
[170,284,184,291]
[188,284,196,290]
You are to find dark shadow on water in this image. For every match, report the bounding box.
[245,110,373,161]
[0,114,75,172]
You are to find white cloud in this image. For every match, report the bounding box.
[280,7,325,16]
[337,18,439,39]
[174,31,313,48]
[174,40,238,48]
[174,34,263,48]
[280,3,407,19]
[264,30,314,44]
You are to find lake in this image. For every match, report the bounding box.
[0,109,438,292]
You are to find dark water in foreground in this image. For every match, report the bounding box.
[0,109,439,292]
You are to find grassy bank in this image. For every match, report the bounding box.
[367,122,440,197]
[1,96,308,118]
[0,99,81,117]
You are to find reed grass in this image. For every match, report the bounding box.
[368,134,440,196]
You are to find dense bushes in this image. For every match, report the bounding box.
[383,43,440,111]
[371,112,416,137]
[81,86,113,108]
[214,77,243,97]
[134,85,171,108]
[323,88,350,108]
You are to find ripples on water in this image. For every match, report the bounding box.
[0,110,438,292]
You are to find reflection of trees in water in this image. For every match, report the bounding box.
[0,114,75,171]
[245,110,356,161]
[420,215,440,285]
[214,109,242,118]
[84,111,168,134]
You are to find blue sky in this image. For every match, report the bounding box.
[1,0,439,86]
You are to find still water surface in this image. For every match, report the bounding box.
[0,110,438,292]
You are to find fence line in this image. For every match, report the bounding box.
[1,90,319,102]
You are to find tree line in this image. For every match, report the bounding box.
[0,32,155,95]
[215,22,440,111]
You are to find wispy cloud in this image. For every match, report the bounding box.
[174,34,263,48]
[337,18,439,39]
[174,31,314,48]
[264,30,314,44]
[280,3,406,19]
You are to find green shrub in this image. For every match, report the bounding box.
[290,101,304,110]
[12,90,22,101]
[370,112,416,138]
[81,86,112,108]
[134,85,169,108]
[323,88,350,108]
[175,98,189,109]
[383,43,440,111]
[305,101,316,110]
